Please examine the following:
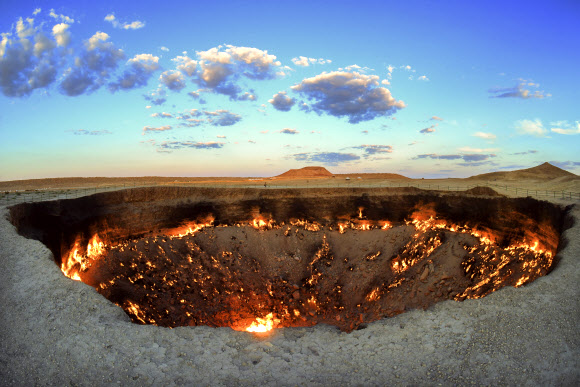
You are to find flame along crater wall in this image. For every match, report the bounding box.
[10,187,568,332]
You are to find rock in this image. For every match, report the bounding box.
[420,267,429,281]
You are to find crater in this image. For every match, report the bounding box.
[9,187,569,332]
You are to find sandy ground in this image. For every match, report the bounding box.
[0,188,578,385]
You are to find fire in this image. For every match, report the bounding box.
[61,242,82,281]
[358,207,364,218]
[167,219,214,238]
[87,234,105,259]
[61,234,106,281]
[381,221,392,230]
[245,313,280,333]
[250,217,275,230]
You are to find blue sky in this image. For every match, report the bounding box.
[1,0,579,180]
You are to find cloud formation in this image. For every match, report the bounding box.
[104,14,145,30]
[473,131,497,141]
[109,53,159,92]
[143,88,166,105]
[49,9,75,24]
[159,70,186,91]
[182,45,282,100]
[550,120,580,135]
[157,141,224,151]
[515,119,547,137]
[142,125,172,135]
[420,124,437,134]
[415,153,496,162]
[352,144,393,158]
[60,31,125,96]
[511,150,538,155]
[550,161,580,170]
[291,152,360,165]
[291,71,405,123]
[488,79,550,99]
[269,91,295,111]
[0,16,63,97]
[204,110,242,126]
[291,56,332,66]
[69,129,112,135]
[431,116,444,121]
[279,128,299,135]
[151,112,173,118]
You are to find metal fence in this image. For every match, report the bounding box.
[1,180,578,206]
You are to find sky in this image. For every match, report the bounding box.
[1,0,579,180]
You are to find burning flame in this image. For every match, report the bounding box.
[167,219,214,238]
[250,217,275,230]
[61,234,106,281]
[245,313,279,333]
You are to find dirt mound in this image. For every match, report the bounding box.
[464,186,503,196]
[470,162,578,181]
[274,166,333,179]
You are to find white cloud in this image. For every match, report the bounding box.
[59,31,125,96]
[550,120,580,135]
[49,9,75,24]
[420,124,437,134]
[160,46,169,52]
[489,79,550,99]
[291,71,405,123]
[204,109,242,126]
[109,53,160,92]
[291,56,332,66]
[269,91,295,111]
[172,55,197,76]
[190,45,281,100]
[515,118,548,137]
[417,75,429,81]
[104,13,145,30]
[473,132,497,141]
[52,23,71,47]
[142,125,172,135]
[159,70,186,91]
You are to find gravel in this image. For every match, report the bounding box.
[0,202,578,386]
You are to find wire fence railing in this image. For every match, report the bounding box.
[1,180,578,206]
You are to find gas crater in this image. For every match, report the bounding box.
[9,186,568,333]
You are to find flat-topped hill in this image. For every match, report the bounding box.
[274,166,334,179]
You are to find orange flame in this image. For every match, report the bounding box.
[61,234,106,281]
[245,313,280,333]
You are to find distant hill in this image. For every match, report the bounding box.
[274,166,334,179]
[273,167,410,180]
[334,173,410,180]
[469,162,578,181]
